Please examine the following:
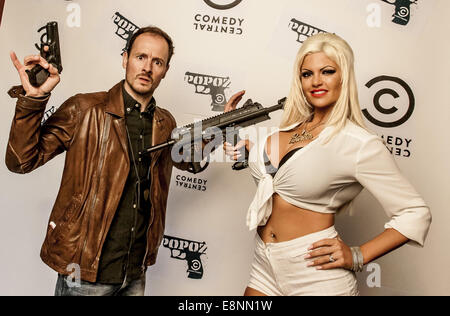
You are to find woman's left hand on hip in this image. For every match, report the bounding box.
[304,237,353,270]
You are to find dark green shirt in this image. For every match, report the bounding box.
[96,87,155,284]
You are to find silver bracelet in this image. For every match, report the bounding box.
[350,247,364,272]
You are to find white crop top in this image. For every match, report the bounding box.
[247,120,431,247]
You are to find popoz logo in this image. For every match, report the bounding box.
[41,106,57,125]
[163,235,207,279]
[289,18,327,43]
[381,0,418,26]
[185,71,231,112]
[112,12,140,55]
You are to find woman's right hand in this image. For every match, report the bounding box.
[223,139,250,161]
[223,90,253,160]
[10,49,60,98]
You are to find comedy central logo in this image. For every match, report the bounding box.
[175,174,208,192]
[203,0,242,10]
[363,75,415,158]
[363,75,415,128]
[185,71,231,112]
[194,0,245,35]
[289,18,327,43]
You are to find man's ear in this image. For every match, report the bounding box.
[162,64,170,79]
[122,52,128,70]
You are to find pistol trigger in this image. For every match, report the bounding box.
[35,43,41,51]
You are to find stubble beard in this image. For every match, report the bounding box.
[125,76,154,98]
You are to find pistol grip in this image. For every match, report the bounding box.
[26,64,50,87]
[231,134,249,171]
[232,147,249,170]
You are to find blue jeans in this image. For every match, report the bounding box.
[54,274,146,296]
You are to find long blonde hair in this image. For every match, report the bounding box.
[280,33,367,135]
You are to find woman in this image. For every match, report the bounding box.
[224,33,431,296]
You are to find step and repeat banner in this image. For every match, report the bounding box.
[0,0,449,296]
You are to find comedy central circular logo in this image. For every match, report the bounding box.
[191,259,202,271]
[362,75,415,128]
[203,0,242,10]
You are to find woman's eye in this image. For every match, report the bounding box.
[301,72,312,78]
[323,69,336,75]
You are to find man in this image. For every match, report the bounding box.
[6,26,244,296]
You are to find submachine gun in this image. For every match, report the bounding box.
[140,98,286,174]
[26,21,63,87]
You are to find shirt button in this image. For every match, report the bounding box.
[138,158,142,162]
[131,227,135,232]
[133,204,137,209]
[135,103,140,108]
[140,135,143,139]
[127,108,131,113]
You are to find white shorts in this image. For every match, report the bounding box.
[247,226,359,296]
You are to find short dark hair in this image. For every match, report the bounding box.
[126,26,175,66]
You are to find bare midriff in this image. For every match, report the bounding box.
[257,193,334,243]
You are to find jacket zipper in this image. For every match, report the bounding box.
[81,115,111,265]
[141,158,157,271]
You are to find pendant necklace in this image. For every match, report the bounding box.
[289,120,325,144]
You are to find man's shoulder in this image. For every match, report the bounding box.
[70,90,108,107]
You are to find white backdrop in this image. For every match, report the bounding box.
[0,0,449,296]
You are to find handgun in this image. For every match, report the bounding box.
[381,0,418,26]
[185,72,231,112]
[162,235,207,279]
[112,12,140,55]
[26,21,63,87]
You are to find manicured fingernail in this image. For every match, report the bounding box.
[304,254,311,259]
[307,262,314,267]
[307,245,313,250]
[316,266,323,270]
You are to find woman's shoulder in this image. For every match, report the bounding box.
[338,120,378,143]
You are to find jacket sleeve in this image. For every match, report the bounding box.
[5,90,80,174]
[355,136,432,247]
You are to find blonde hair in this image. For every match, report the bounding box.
[280,33,367,136]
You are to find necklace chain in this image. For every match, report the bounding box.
[289,119,325,144]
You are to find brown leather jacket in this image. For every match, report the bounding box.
[5,81,188,282]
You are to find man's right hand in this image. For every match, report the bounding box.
[10,49,60,98]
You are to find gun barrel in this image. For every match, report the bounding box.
[46,21,63,73]
[141,139,176,154]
